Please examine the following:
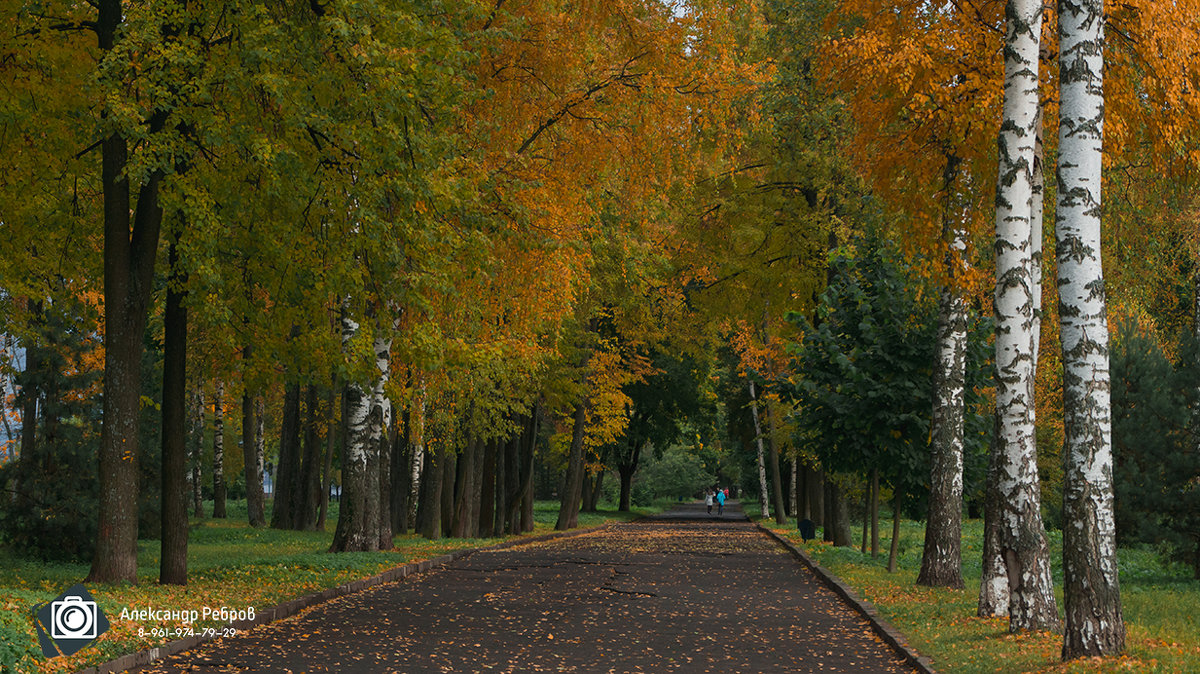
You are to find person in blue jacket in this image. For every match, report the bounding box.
[715,487,726,516]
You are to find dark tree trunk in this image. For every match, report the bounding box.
[417,448,442,540]
[581,470,594,513]
[888,490,902,573]
[159,239,188,585]
[829,481,852,547]
[493,432,510,536]
[823,479,835,543]
[871,470,880,558]
[766,404,787,525]
[506,408,539,534]
[451,436,477,538]
[585,471,604,511]
[556,401,587,530]
[212,382,227,519]
[809,468,824,528]
[861,479,869,555]
[272,384,302,529]
[618,466,634,512]
[480,438,496,537]
[392,410,411,535]
[440,448,456,538]
[522,479,534,533]
[317,378,336,532]
[88,8,167,578]
[299,384,323,530]
[242,360,265,528]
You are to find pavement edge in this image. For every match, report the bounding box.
[73,522,616,674]
[756,522,938,674]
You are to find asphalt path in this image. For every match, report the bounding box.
[133,501,915,673]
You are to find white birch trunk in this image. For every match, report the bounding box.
[990,0,1059,630]
[919,226,968,589]
[408,384,426,525]
[212,381,227,518]
[749,380,770,519]
[331,310,392,552]
[1057,0,1124,656]
[254,397,265,503]
[190,388,205,518]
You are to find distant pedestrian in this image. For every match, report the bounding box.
[705,490,714,514]
[716,488,726,516]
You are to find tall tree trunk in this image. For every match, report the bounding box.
[392,409,411,535]
[190,388,205,519]
[300,385,322,530]
[919,225,969,589]
[255,398,265,516]
[480,438,496,536]
[272,384,302,529]
[522,480,534,533]
[888,490,902,573]
[1057,0,1124,655]
[586,470,604,511]
[377,400,393,550]
[871,470,880,558]
[789,459,798,518]
[440,448,456,538]
[979,429,1011,617]
[749,380,771,519]
[830,481,852,547]
[861,482,869,555]
[556,401,587,531]
[765,402,787,525]
[507,406,539,533]
[451,435,479,538]
[992,0,1059,632]
[408,391,427,529]
[809,468,824,528]
[212,382,227,518]
[160,239,188,585]
[797,464,809,521]
[330,314,391,552]
[493,432,509,536]
[417,448,442,540]
[317,377,336,532]
[241,357,265,528]
[88,0,167,581]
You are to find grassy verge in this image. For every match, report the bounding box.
[0,499,657,673]
[759,516,1200,673]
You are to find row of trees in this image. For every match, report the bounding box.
[0,0,758,582]
[4,0,1200,665]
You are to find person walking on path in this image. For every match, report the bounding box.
[705,490,714,514]
[716,487,726,516]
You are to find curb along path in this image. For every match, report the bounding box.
[113,502,922,673]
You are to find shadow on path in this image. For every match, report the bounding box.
[133,502,914,673]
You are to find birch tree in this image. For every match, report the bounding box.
[749,380,771,519]
[990,0,1060,631]
[918,225,969,589]
[331,312,393,552]
[1055,0,1125,656]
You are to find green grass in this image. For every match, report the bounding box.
[0,498,658,673]
[761,516,1200,673]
